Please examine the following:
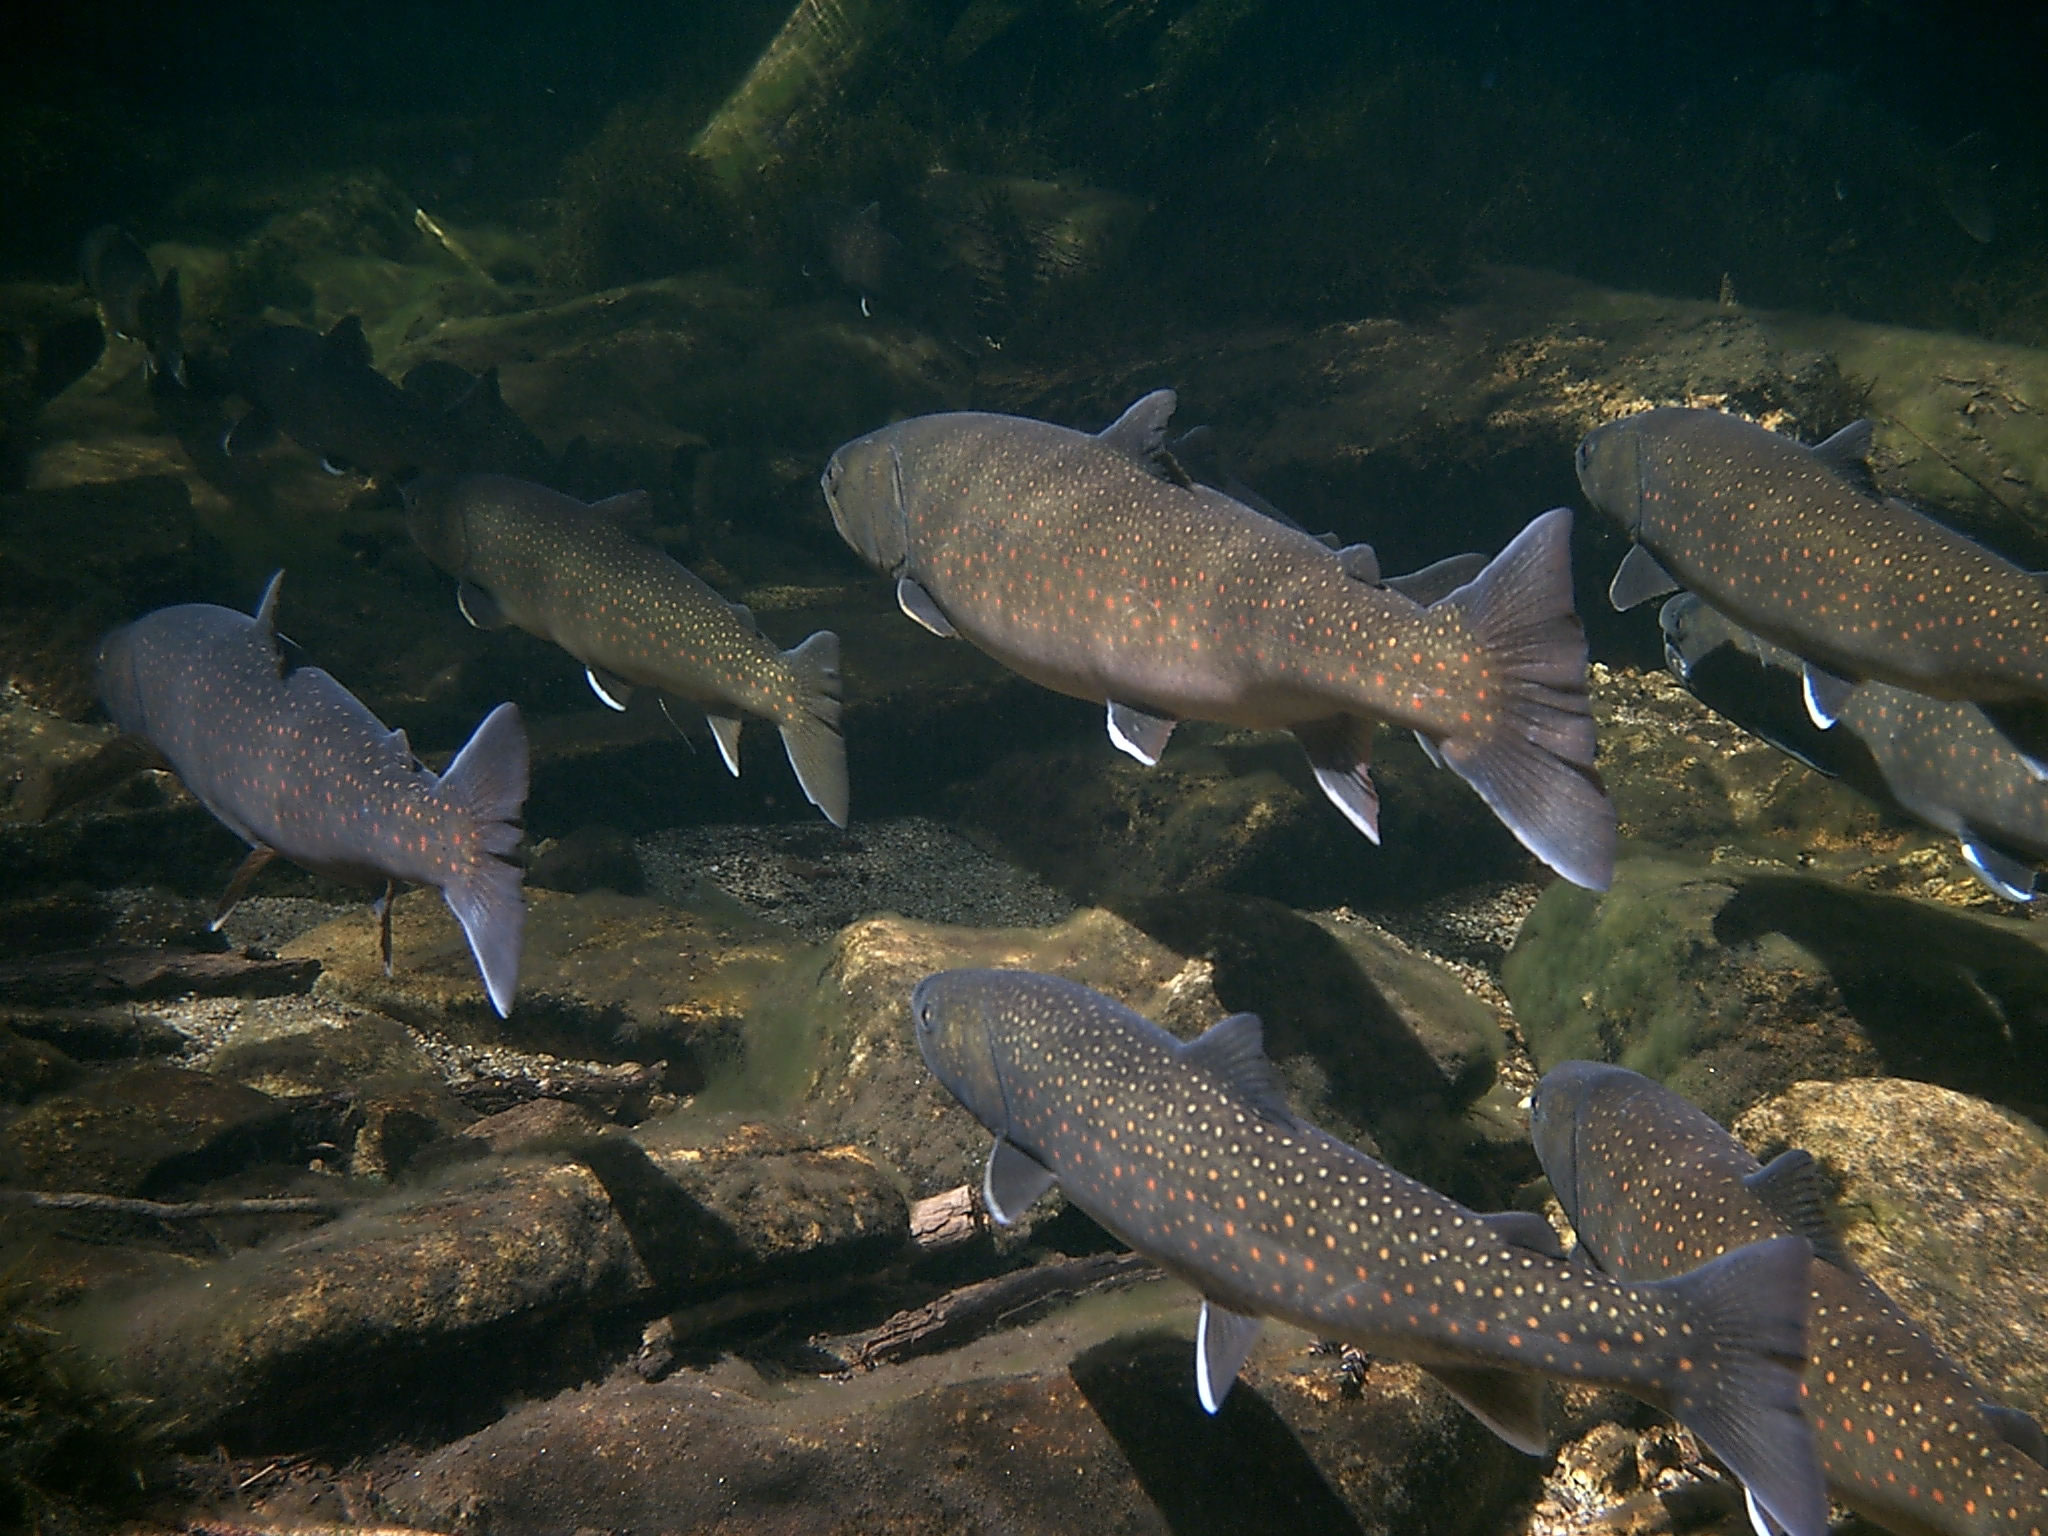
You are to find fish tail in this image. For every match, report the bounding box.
[1434,506,1615,890]
[437,701,529,1017]
[777,630,848,827]
[1651,1234,1828,1536]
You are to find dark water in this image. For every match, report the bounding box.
[4,3,2048,1533]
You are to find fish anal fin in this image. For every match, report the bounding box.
[1811,419,1878,495]
[1333,542,1380,583]
[1195,1299,1263,1415]
[897,577,957,638]
[1742,1149,1856,1271]
[1419,1364,1550,1455]
[1096,388,1178,463]
[1960,832,2037,902]
[983,1138,1057,1226]
[707,713,743,776]
[211,845,278,930]
[1294,715,1380,844]
[1480,1210,1568,1261]
[1609,542,1681,611]
[1180,1012,1294,1123]
[1107,700,1177,766]
[1801,663,1855,729]
[1977,1402,2048,1466]
[457,581,510,630]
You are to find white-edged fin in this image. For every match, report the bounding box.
[1383,552,1488,606]
[436,701,529,1019]
[897,577,957,637]
[983,1138,1057,1226]
[1096,388,1178,462]
[1180,1012,1295,1123]
[318,457,349,477]
[1810,418,1877,495]
[224,407,277,458]
[707,714,743,777]
[585,666,633,711]
[1107,700,1177,766]
[1608,542,1680,610]
[1801,663,1854,729]
[1745,1486,1790,1536]
[1978,1402,2048,1465]
[1333,543,1380,583]
[1742,1149,1855,1271]
[1418,1364,1550,1455]
[1413,730,1446,769]
[777,630,848,827]
[1293,715,1379,843]
[252,570,285,634]
[1195,1300,1264,1415]
[1960,833,2037,902]
[1479,1210,1567,1261]
[457,581,510,630]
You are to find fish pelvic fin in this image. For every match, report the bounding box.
[1651,1233,1828,1536]
[437,701,529,1018]
[778,629,848,827]
[1435,507,1616,891]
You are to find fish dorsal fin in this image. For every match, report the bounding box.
[1812,419,1878,494]
[1480,1210,1568,1260]
[1181,1013,1294,1123]
[1801,663,1855,730]
[1742,1149,1856,1271]
[1609,542,1680,610]
[323,314,373,369]
[983,1137,1057,1226]
[457,581,510,630]
[707,713,743,776]
[1195,1299,1264,1415]
[1383,552,1489,606]
[728,600,757,632]
[586,666,632,711]
[253,570,285,636]
[1978,1402,2048,1466]
[588,489,652,521]
[1959,832,2038,903]
[1333,543,1380,583]
[1419,1364,1550,1455]
[1096,388,1178,464]
[896,577,957,638]
[1106,700,1176,766]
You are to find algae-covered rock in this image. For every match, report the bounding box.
[1502,853,2048,1125]
[0,1065,292,1196]
[1735,1078,2048,1420]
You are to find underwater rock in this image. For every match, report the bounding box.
[0,1063,291,1196]
[0,1023,78,1102]
[1735,1078,2048,1420]
[1502,852,2048,1127]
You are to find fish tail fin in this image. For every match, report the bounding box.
[1652,1234,1828,1536]
[437,701,529,1017]
[1434,506,1615,890]
[778,630,848,828]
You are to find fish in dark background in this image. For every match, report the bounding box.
[823,391,1614,890]
[1578,406,2048,769]
[912,967,1829,1536]
[96,573,528,1016]
[1663,593,2048,901]
[1532,1059,2048,1536]
[78,224,184,387]
[404,473,847,827]
[807,199,909,317]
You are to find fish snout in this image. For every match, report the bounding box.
[910,969,1012,1136]
[819,432,911,574]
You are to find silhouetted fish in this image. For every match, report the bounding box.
[96,574,528,1015]
[1533,1060,2048,1536]
[78,225,183,386]
[913,967,1827,1536]
[824,390,1614,889]
[404,473,846,827]
[1663,593,2048,902]
[1578,407,2048,769]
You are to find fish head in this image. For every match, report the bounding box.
[1658,592,1716,682]
[93,619,149,737]
[400,474,473,574]
[1574,416,1647,534]
[820,428,912,575]
[910,968,1020,1137]
[1529,1059,1656,1227]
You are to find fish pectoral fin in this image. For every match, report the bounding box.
[1382,552,1488,606]
[1810,418,1878,495]
[1744,1486,1792,1536]
[982,1138,1058,1226]
[1608,542,1681,610]
[707,714,744,777]
[896,577,957,638]
[1095,388,1179,465]
[1959,831,2038,903]
[585,666,634,711]
[1417,1364,1550,1456]
[1977,1401,2048,1465]
[1106,701,1177,766]
[1741,1149,1857,1272]
[1181,1013,1295,1125]
[1293,716,1380,844]
[1195,1300,1264,1415]
[1332,542,1380,583]
[210,845,278,930]
[1479,1210,1568,1261]
[1800,663,1855,730]
[456,581,511,630]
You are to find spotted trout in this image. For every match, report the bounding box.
[823,391,1613,890]
[911,967,1828,1536]
[404,473,847,827]
[1533,1060,2048,1536]
[1578,407,2048,768]
[96,573,528,1016]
